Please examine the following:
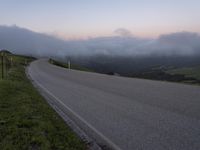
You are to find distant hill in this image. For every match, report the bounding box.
[0,50,12,54]
[0,25,68,57]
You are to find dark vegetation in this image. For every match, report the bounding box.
[0,50,86,150]
[132,69,200,84]
[72,55,200,74]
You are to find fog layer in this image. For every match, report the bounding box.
[0,25,200,57]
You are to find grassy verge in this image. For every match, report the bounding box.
[49,59,93,72]
[0,54,87,150]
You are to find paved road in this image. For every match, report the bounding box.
[28,59,200,150]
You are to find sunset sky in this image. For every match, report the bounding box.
[1,0,200,39]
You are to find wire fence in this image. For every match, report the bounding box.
[0,52,12,79]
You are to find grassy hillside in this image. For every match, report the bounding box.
[0,52,86,150]
[167,66,200,80]
[49,58,93,72]
[49,57,200,85]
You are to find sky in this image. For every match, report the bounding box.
[0,0,200,39]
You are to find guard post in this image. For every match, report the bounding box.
[1,51,4,79]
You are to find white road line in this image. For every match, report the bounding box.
[29,70,122,150]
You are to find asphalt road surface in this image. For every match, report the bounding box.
[28,59,200,150]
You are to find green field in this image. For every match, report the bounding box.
[167,66,200,80]
[0,52,86,150]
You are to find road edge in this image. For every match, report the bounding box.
[25,65,102,150]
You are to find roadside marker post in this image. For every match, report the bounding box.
[10,56,13,67]
[25,59,27,65]
[68,60,71,69]
[4,53,7,78]
[1,52,4,79]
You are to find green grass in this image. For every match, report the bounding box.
[0,54,87,150]
[167,66,200,80]
[49,59,93,72]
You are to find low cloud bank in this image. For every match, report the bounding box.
[0,25,200,58]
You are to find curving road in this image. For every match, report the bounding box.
[28,59,200,150]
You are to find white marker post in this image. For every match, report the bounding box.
[10,56,13,67]
[68,60,71,69]
[1,52,4,79]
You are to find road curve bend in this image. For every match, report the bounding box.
[28,59,200,150]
